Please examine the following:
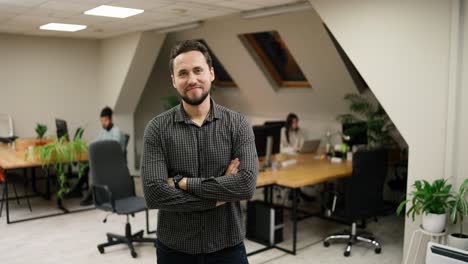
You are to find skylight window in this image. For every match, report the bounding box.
[241,31,310,88]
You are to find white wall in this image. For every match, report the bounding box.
[0,33,101,142]
[309,0,460,262]
[114,32,166,114]
[0,31,164,175]
[98,32,141,110]
[454,0,468,235]
[99,31,165,173]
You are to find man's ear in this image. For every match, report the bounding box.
[210,67,215,82]
[171,74,176,88]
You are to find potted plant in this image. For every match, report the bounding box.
[397,179,453,233]
[337,93,396,149]
[35,123,48,145]
[30,128,88,199]
[161,94,180,110]
[448,179,468,250]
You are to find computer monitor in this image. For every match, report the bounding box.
[253,124,282,158]
[342,122,367,147]
[263,121,286,128]
[56,118,69,141]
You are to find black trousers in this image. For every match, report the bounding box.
[156,240,249,264]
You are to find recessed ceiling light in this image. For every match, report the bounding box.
[39,23,87,32]
[84,5,144,18]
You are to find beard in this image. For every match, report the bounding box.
[179,88,210,106]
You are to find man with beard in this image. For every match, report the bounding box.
[141,40,258,263]
[95,106,126,151]
[78,106,126,205]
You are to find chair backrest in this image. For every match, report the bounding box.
[0,114,13,138]
[124,134,130,149]
[88,140,135,203]
[123,134,130,162]
[344,148,388,220]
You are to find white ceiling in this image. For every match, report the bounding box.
[0,0,303,39]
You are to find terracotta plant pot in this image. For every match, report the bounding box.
[34,139,47,146]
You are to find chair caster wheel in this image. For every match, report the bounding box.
[375,248,381,254]
[131,251,137,258]
[323,241,330,247]
[98,246,104,254]
[344,251,350,257]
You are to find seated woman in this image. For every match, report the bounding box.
[280,113,315,202]
[281,113,304,154]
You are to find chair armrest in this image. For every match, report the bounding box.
[92,184,115,211]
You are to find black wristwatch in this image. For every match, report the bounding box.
[173,175,184,189]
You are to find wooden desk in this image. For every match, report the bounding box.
[0,142,90,224]
[251,154,352,256]
[1,143,48,169]
[257,154,352,188]
[0,143,87,170]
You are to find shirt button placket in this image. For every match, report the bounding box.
[198,129,204,176]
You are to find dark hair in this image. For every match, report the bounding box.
[100,106,113,118]
[169,40,212,74]
[285,113,299,144]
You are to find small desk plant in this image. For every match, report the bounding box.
[35,123,48,146]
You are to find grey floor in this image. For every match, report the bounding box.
[0,184,404,264]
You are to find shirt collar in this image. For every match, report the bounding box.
[174,97,222,124]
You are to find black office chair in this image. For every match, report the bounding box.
[323,148,387,257]
[88,140,155,258]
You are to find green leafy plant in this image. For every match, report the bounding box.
[397,179,453,220]
[337,93,396,148]
[28,128,88,199]
[449,179,468,236]
[35,123,48,139]
[161,94,180,110]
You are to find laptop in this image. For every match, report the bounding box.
[298,139,321,154]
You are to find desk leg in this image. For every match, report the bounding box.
[267,185,273,205]
[0,182,4,217]
[292,187,297,255]
[5,175,10,224]
[45,167,51,200]
[264,185,274,205]
[31,167,37,193]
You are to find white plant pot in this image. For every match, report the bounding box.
[447,233,468,251]
[422,213,446,233]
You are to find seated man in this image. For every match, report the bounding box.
[79,106,126,205]
[95,106,126,151]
